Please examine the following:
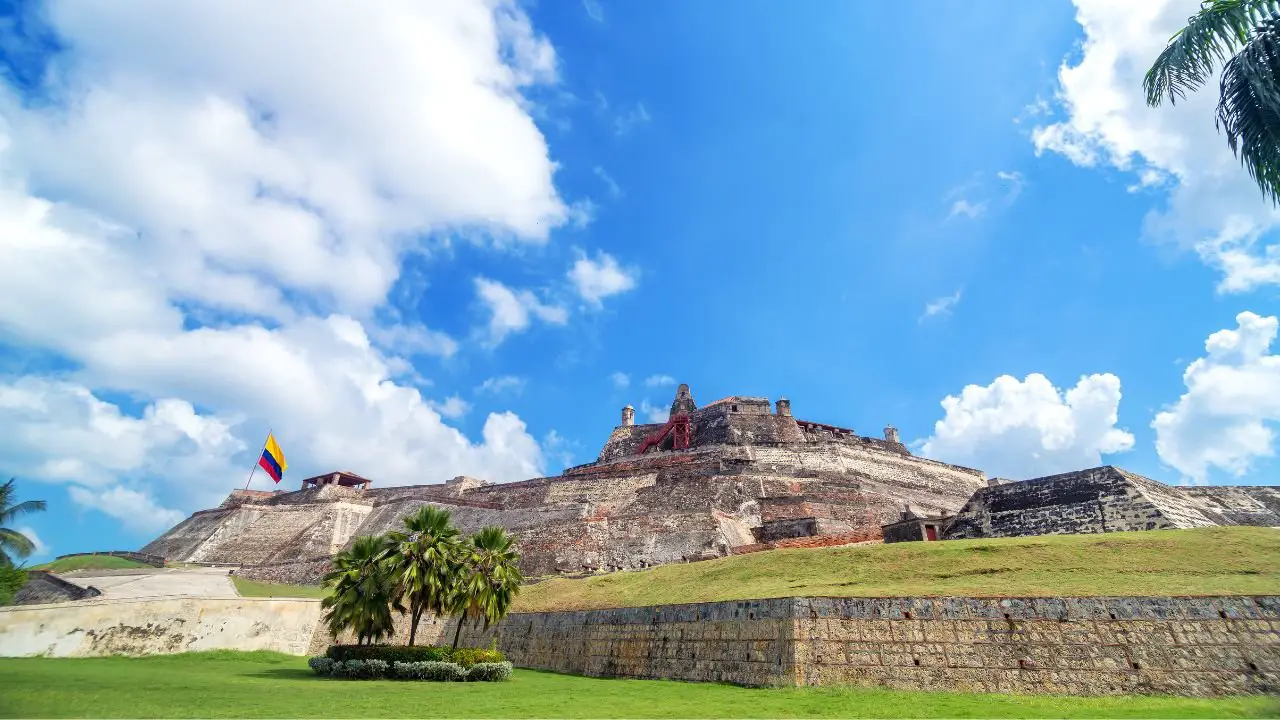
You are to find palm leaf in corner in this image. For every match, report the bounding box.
[1144,0,1280,204]
[0,478,47,567]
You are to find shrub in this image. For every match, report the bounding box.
[330,659,388,680]
[451,647,505,668]
[392,661,466,681]
[307,657,334,676]
[324,644,503,666]
[326,644,452,664]
[465,661,513,682]
[0,565,26,607]
[329,659,362,679]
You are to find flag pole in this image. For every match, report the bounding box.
[244,428,272,490]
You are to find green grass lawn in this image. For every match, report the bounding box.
[517,527,1280,612]
[30,555,152,573]
[0,652,1273,719]
[232,576,328,599]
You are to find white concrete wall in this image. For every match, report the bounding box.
[0,596,322,657]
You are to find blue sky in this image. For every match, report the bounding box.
[1,0,1277,562]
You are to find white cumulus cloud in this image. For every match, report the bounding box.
[568,250,638,305]
[474,277,568,347]
[639,399,669,424]
[426,396,472,420]
[1153,312,1280,483]
[920,372,1135,479]
[610,372,630,389]
[1033,0,1280,293]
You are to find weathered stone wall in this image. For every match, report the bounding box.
[794,595,1279,696]
[882,518,926,543]
[308,595,1279,696]
[0,596,322,658]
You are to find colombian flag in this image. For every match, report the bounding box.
[258,433,288,483]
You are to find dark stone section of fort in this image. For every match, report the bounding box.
[12,571,102,605]
[943,466,1280,540]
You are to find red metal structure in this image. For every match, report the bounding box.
[637,412,693,454]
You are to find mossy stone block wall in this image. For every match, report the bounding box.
[388,595,1280,697]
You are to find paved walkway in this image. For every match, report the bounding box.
[58,567,238,599]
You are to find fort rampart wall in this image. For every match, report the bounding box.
[5,592,1274,696]
[314,594,1279,697]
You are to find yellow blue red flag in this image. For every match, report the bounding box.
[258,433,287,483]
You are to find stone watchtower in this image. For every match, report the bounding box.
[775,397,792,417]
[669,383,697,418]
[621,404,635,427]
[884,425,900,444]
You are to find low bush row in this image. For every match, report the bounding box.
[324,644,504,667]
[308,657,513,682]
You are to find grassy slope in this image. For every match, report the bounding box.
[0,652,1274,719]
[30,556,151,573]
[516,527,1280,612]
[232,576,327,599]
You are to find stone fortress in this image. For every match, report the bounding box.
[144,383,1280,583]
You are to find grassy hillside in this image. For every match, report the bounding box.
[0,652,1273,718]
[515,527,1280,613]
[31,556,152,573]
[232,576,327,599]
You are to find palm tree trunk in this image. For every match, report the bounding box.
[408,606,422,646]
[451,617,466,650]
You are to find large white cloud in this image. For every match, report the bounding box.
[1,0,569,317]
[920,373,1135,479]
[0,1,571,535]
[0,377,241,530]
[1153,312,1280,483]
[1034,0,1280,293]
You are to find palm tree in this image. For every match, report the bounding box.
[449,526,523,650]
[1144,0,1280,204]
[385,505,462,646]
[321,534,400,646]
[0,478,47,567]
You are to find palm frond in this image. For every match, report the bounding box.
[0,527,36,565]
[1145,0,1278,106]
[0,498,48,525]
[1217,14,1280,204]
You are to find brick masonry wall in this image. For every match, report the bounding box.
[312,595,1279,697]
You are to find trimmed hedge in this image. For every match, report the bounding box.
[325,644,504,667]
[310,656,513,682]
